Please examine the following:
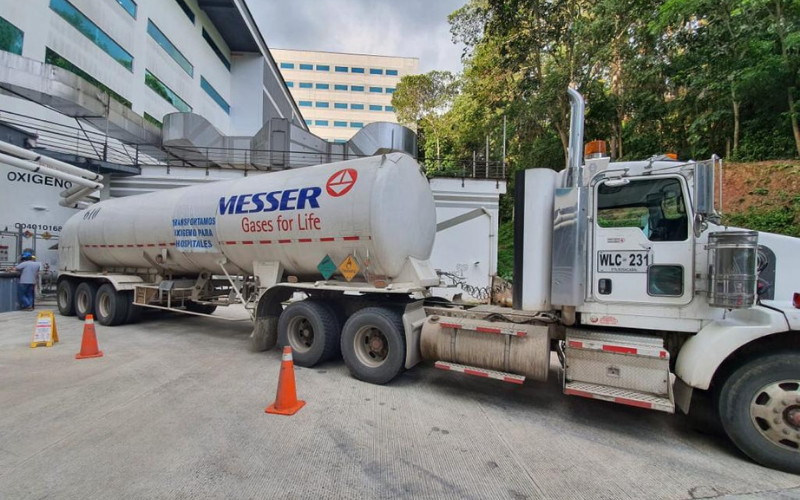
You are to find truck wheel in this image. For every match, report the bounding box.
[340,307,406,385]
[74,282,99,321]
[57,279,77,316]
[250,316,278,352]
[185,301,217,315]
[125,292,142,324]
[718,353,800,474]
[95,284,130,326]
[278,300,340,367]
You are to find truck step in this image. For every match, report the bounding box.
[434,361,525,385]
[564,381,674,413]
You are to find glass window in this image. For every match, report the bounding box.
[334,121,347,127]
[316,83,329,90]
[350,103,364,110]
[280,62,294,69]
[369,104,382,111]
[386,69,398,76]
[597,178,688,242]
[316,64,329,71]
[174,0,195,23]
[334,102,347,109]
[386,87,395,94]
[385,106,395,112]
[315,120,328,126]
[351,67,364,74]
[316,101,329,108]
[298,100,312,107]
[648,266,684,296]
[0,16,24,55]
[49,0,134,71]
[334,139,347,143]
[335,66,348,73]
[285,81,294,88]
[351,85,364,92]
[115,0,137,18]
[202,28,230,70]
[299,63,313,70]
[370,68,383,75]
[46,48,131,107]
[304,119,312,125]
[299,82,312,89]
[369,86,382,93]
[334,84,348,91]
[350,122,363,128]
[200,76,229,114]
[147,20,193,77]
[145,69,191,112]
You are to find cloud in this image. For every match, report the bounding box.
[249,0,466,73]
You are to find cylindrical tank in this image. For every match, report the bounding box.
[59,153,436,282]
[707,230,758,309]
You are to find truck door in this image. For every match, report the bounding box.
[592,175,693,305]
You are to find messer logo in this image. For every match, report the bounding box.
[326,168,358,197]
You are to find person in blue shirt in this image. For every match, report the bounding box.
[13,252,41,311]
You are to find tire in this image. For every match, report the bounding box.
[125,291,142,324]
[95,284,130,326]
[250,316,279,352]
[56,279,77,316]
[185,301,217,315]
[718,353,800,474]
[74,281,99,321]
[277,300,340,367]
[340,307,406,385]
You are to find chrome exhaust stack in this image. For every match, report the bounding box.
[564,87,585,188]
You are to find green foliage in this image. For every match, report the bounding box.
[45,49,132,108]
[497,220,514,281]
[724,206,800,237]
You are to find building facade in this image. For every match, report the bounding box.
[272,49,418,142]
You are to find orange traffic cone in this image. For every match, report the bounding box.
[265,346,305,415]
[75,314,104,359]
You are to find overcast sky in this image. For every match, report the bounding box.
[249,0,467,73]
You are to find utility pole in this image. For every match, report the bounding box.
[472,150,476,177]
[502,115,507,179]
[485,135,489,179]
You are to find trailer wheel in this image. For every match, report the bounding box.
[278,300,340,367]
[185,301,217,315]
[57,279,77,316]
[718,352,800,474]
[250,316,278,352]
[74,282,99,320]
[340,307,406,385]
[95,284,130,326]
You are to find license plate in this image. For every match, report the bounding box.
[597,251,651,273]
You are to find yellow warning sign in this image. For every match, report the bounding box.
[31,311,59,348]
[338,255,360,282]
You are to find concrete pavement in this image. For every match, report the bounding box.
[0,304,798,499]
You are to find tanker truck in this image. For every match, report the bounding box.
[57,89,800,473]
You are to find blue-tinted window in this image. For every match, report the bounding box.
[280,62,294,69]
[316,101,329,108]
[370,68,383,75]
[299,82,312,89]
[50,0,133,71]
[369,87,382,93]
[147,20,193,77]
[174,0,194,23]
[286,81,294,88]
[299,100,312,107]
[350,122,363,128]
[202,28,230,70]
[299,63,313,70]
[334,121,347,127]
[351,85,364,92]
[200,76,229,114]
[305,119,312,125]
[350,104,364,110]
[334,139,347,143]
[334,84,348,91]
[145,69,191,112]
[385,106,395,112]
[386,69,398,76]
[0,16,24,55]
[386,87,396,94]
[335,66,348,73]
[316,83,329,90]
[334,102,347,109]
[369,104,382,111]
[351,67,364,73]
[315,120,328,126]
[115,0,136,18]
[316,64,329,71]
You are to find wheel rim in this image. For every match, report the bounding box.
[77,291,88,314]
[353,325,389,368]
[750,379,800,452]
[98,293,110,319]
[286,316,314,353]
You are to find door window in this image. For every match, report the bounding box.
[597,178,688,242]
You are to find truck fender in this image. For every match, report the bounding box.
[675,305,790,391]
[58,271,144,291]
